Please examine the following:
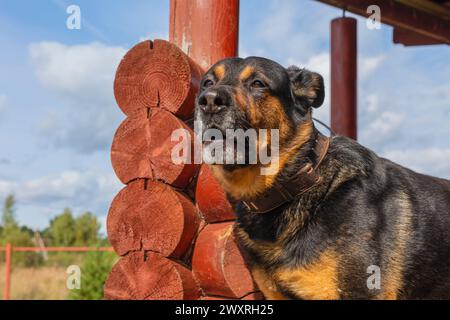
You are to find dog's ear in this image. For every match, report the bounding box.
[287,66,324,108]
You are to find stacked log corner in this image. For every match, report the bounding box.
[105,39,202,300]
[104,39,259,300]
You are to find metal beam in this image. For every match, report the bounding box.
[316,0,450,45]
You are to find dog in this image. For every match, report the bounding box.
[194,56,450,299]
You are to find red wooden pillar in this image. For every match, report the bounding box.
[170,0,237,224]
[331,17,357,140]
[169,0,239,69]
[3,243,12,300]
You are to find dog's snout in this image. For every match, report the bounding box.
[198,89,231,114]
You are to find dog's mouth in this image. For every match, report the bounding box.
[201,126,257,169]
[195,105,257,168]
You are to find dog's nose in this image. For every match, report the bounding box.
[198,89,230,114]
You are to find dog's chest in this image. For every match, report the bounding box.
[271,249,340,299]
[235,223,341,300]
[248,248,341,300]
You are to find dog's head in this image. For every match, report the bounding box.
[195,56,324,168]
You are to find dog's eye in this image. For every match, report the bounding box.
[251,80,266,89]
[203,79,214,88]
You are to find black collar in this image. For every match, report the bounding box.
[241,132,330,214]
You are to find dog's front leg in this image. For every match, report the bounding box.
[251,267,290,300]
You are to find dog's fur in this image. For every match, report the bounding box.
[195,57,450,299]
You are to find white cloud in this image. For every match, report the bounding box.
[29,41,125,104]
[365,94,379,113]
[0,170,121,206]
[241,0,336,64]
[363,111,404,142]
[382,148,450,179]
[258,2,296,42]
[29,41,127,153]
[0,169,123,229]
[360,54,386,78]
[0,180,13,196]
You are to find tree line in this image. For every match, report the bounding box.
[0,194,116,299]
[0,194,109,266]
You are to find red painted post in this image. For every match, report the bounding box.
[169,0,239,69]
[3,243,12,300]
[331,17,357,140]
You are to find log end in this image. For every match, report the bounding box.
[107,180,200,258]
[111,108,200,188]
[114,39,202,118]
[104,252,200,300]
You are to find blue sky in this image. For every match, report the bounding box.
[0,0,449,234]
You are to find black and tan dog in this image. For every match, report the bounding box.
[194,57,450,300]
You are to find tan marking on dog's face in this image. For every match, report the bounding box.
[234,85,294,142]
[255,95,293,142]
[239,65,255,82]
[214,64,226,80]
